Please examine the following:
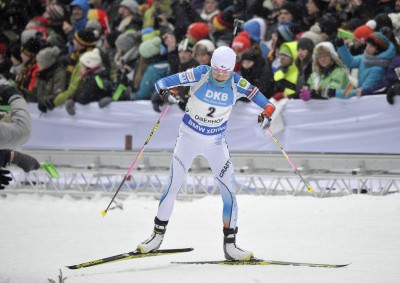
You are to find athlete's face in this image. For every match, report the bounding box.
[211,68,232,82]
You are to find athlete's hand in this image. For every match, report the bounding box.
[159,89,179,105]
[258,104,275,129]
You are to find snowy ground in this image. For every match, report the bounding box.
[1,193,400,283]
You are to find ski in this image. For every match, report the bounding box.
[171,258,349,268]
[67,248,193,269]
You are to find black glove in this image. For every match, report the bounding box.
[12,151,40,172]
[159,89,179,104]
[38,96,56,113]
[0,84,23,105]
[0,168,12,190]
[333,37,344,48]
[0,150,11,167]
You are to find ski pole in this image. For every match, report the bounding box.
[267,128,313,193]
[102,105,171,217]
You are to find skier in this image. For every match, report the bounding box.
[137,46,275,261]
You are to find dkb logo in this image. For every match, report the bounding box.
[205,90,228,101]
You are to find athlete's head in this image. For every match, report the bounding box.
[210,46,236,82]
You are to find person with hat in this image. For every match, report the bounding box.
[66,28,97,82]
[64,48,113,115]
[131,37,170,101]
[300,41,349,100]
[186,22,210,44]
[231,31,252,72]
[15,37,42,102]
[271,40,300,100]
[193,39,215,66]
[335,31,396,98]
[33,46,67,113]
[117,0,142,33]
[62,0,90,37]
[136,46,276,261]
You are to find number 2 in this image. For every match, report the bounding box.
[207,107,216,117]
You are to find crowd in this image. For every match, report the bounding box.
[0,0,400,117]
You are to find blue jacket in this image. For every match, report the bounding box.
[336,42,396,98]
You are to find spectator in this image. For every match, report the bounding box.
[66,28,97,81]
[34,46,67,113]
[0,82,40,190]
[272,41,299,100]
[295,37,315,92]
[186,22,210,44]
[0,40,11,79]
[117,0,142,33]
[231,31,252,72]
[301,41,350,100]
[15,37,42,102]
[193,39,215,65]
[199,0,220,23]
[63,0,90,38]
[335,32,396,98]
[240,46,274,99]
[243,17,270,59]
[9,46,24,81]
[131,37,170,100]
[65,48,113,115]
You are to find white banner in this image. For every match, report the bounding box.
[24,95,400,154]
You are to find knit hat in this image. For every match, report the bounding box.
[211,46,236,72]
[139,37,161,59]
[353,20,376,43]
[280,2,302,23]
[243,18,266,43]
[46,33,66,50]
[36,46,60,70]
[119,0,139,14]
[241,47,259,62]
[115,31,140,53]
[86,20,102,38]
[21,38,41,58]
[366,32,390,53]
[105,30,121,49]
[74,29,97,47]
[300,24,322,45]
[178,37,194,52]
[9,45,22,62]
[279,44,293,58]
[297,37,315,53]
[277,22,296,42]
[231,31,251,52]
[212,12,230,30]
[317,13,339,36]
[46,4,65,22]
[80,48,102,68]
[187,22,209,42]
[193,39,215,55]
[20,29,41,45]
[87,8,110,33]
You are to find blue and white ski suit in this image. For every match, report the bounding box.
[155,65,273,229]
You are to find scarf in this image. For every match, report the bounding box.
[363,52,391,68]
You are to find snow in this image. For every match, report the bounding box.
[1,193,400,283]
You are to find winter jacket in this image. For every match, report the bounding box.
[0,95,31,149]
[53,64,83,106]
[74,67,112,104]
[273,41,299,96]
[132,60,170,100]
[33,62,67,106]
[336,42,396,98]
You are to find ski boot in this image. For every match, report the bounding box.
[137,217,168,253]
[223,227,253,261]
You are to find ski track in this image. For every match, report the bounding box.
[1,194,400,283]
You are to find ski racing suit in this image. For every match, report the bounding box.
[154,65,273,229]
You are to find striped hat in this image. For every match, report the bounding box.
[46,4,65,21]
[74,29,97,47]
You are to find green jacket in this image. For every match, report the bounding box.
[307,67,349,91]
[54,63,83,106]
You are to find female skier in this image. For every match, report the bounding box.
[137,46,275,261]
